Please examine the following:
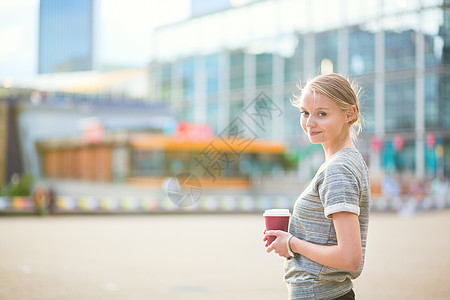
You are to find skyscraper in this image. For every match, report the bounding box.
[38,0,96,74]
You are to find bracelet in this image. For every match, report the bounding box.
[286,235,295,258]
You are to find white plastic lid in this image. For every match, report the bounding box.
[263,208,290,216]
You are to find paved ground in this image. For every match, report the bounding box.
[0,210,449,300]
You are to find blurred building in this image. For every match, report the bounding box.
[36,0,149,98]
[149,0,450,180]
[18,91,173,178]
[38,0,98,74]
[36,129,286,190]
[0,86,173,184]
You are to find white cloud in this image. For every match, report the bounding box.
[0,0,37,9]
[0,26,22,58]
[0,0,37,79]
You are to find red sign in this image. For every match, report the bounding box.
[83,118,105,144]
[174,122,213,142]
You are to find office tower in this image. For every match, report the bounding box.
[38,0,96,74]
[150,0,450,179]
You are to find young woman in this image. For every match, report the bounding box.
[264,73,370,300]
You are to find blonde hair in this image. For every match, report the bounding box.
[291,73,364,141]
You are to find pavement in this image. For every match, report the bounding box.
[0,210,449,299]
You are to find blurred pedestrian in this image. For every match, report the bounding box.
[32,185,48,216]
[264,73,370,300]
[47,187,56,214]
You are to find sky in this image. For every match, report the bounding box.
[0,0,190,81]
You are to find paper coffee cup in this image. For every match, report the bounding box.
[264,209,290,246]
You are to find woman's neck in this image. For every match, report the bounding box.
[322,136,355,160]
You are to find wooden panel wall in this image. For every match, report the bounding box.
[43,146,112,182]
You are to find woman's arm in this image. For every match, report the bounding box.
[265,211,362,271]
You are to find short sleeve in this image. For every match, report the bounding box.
[318,163,360,219]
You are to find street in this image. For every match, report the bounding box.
[0,211,449,299]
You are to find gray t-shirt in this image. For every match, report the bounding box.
[284,147,370,300]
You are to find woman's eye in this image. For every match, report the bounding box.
[318,112,327,117]
[300,111,309,116]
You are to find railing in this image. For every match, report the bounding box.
[1,191,449,215]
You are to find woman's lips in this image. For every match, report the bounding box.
[308,131,321,136]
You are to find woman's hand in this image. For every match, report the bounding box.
[263,230,293,258]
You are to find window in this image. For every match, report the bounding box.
[178,59,195,122]
[425,74,450,130]
[315,30,338,74]
[383,14,419,71]
[207,100,218,134]
[423,8,450,67]
[283,93,301,142]
[131,150,164,176]
[230,51,245,90]
[205,55,219,95]
[284,37,304,84]
[385,79,415,131]
[182,59,195,102]
[256,53,273,87]
[385,30,416,71]
[161,65,172,102]
[349,27,375,75]
[229,95,244,122]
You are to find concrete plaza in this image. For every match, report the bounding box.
[0,210,449,299]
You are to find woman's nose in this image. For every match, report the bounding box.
[305,116,316,128]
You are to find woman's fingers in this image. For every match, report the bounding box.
[265,230,279,236]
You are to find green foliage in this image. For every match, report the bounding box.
[0,173,34,197]
[281,144,323,170]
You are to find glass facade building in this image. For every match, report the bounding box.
[38,0,96,74]
[150,0,450,179]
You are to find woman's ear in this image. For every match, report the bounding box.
[346,105,357,123]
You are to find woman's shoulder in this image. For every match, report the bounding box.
[331,147,365,165]
[322,148,368,177]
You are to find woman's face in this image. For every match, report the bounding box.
[299,91,350,146]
